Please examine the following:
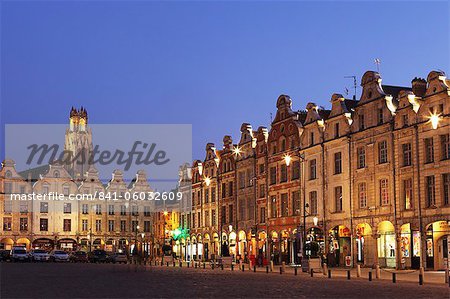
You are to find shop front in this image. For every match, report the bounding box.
[426,220,450,270]
[355,223,374,266]
[16,238,31,251]
[57,238,77,251]
[328,225,351,267]
[305,227,324,258]
[32,238,54,251]
[280,230,290,264]
[203,233,210,261]
[229,231,237,259]
[0,238,14,250]
[400,223,421,269]
[377,221,396,268]
[237,230,247,261]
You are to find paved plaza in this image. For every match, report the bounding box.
[1,263,449,298]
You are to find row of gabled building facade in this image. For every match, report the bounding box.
[176,70,450,270]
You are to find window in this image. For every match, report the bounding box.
[221,206,226,224]
[357,147,365,169]
[144,206,151,216]
[377,108,383,125]
[4,182,12,194]
[425,137,434,163]
[228,205,233,224]
[82,204,88,214]
[198,211,201,227]
[310,132,315,146]
[441,134,450,160]
[228,181,233,197]
[335,186,343,212]
[292,161,300,179]
[358,114,365,130]
[378,141,388,164]
[63,219,71,232]
[131,205,138,216]
[247,169,254,187]
[221,183,226,198]
[3,200,12,213]
[259,164,265,174]
[205,210,210,227]
[270,196,277,218]
[144,221,151,232]
[260,207,266,223]
[120,220,126,232]
[334,152,342,174]
[120,205,126,216]
[334,123,340,138]
[358,183,367,208]
[63,203,71,214]
[239,171,245,189]
[82,219,88,231]
[108,220,114,232]
[379,179,389,205]
[131,220,138,232]
[108,205,115,215]
[309,191,318,215]
[211,187,216,203]
[281,193,289,217]
[239,199,245,220]
[19,201,28,213]
[40,202,48,213]
[20,218,28,231]
[270,167,277,185]
[5,171,12,178]
[3,217,12,231]
[63,185,70,196]
[96,220,102,232]
[212,209,216,226]
[40,218,48,231]
[402,143,412,166]
[292,191,300,216]
[443,174,450,206]
[403,179,413,210]
[205,188,209,203]
[259,184,265,198]
[426,175,436,207]
[309,159,317,180]
[95,204,102,215]
[281,138,286,151]
[403,114,409,127]
[280,164,287,182]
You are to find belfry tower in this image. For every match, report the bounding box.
[64,107,93,179]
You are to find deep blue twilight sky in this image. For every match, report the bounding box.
[1,1,449,162]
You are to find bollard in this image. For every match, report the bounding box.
[173,261,175,267]
[166,262,169,267]
[254,265,256,272]
[203,262,206,269]
[212,263,215,270]
[392,273,396,283]
[161,261,163,266]
[294,267,298,276]
[180,261,182,267]
[280,267,282,275]
[357,264,361,278]
[328,269,331,279]
[270,261,274,272]
[187,262,190,268]
[419,274,423,285]
[376,265,380,279]
[266,265,269,274]
[347,270,351,280]
[231,264,234,271]
[369,271,372,281]
[242,264,245,272]
[195,262,197,269]
[310,269,314,277]
[281,262,285,274]
[221,264,224,270]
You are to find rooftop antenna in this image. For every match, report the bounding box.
[374,58,381,73]
[344,75,357,100]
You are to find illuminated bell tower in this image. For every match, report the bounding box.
[64,106,93,179]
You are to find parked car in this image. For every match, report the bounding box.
[50,250,70,262]
[70,251,88,263]
[0,249,11,262]
[109,253,128,264]
[88,249,109,263]
[30,249,50,262]
[11,247,30,262]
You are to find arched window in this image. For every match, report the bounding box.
[5,170,12,178]
[54,170,60,178]
[280,137,286,152]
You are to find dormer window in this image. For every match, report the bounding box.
[5,171,12,178]
[358,114,365,130]
[54,170,60,178]
[334,123,340,138]
[310,132,314,146]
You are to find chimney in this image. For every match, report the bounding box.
[411,77,427,97]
